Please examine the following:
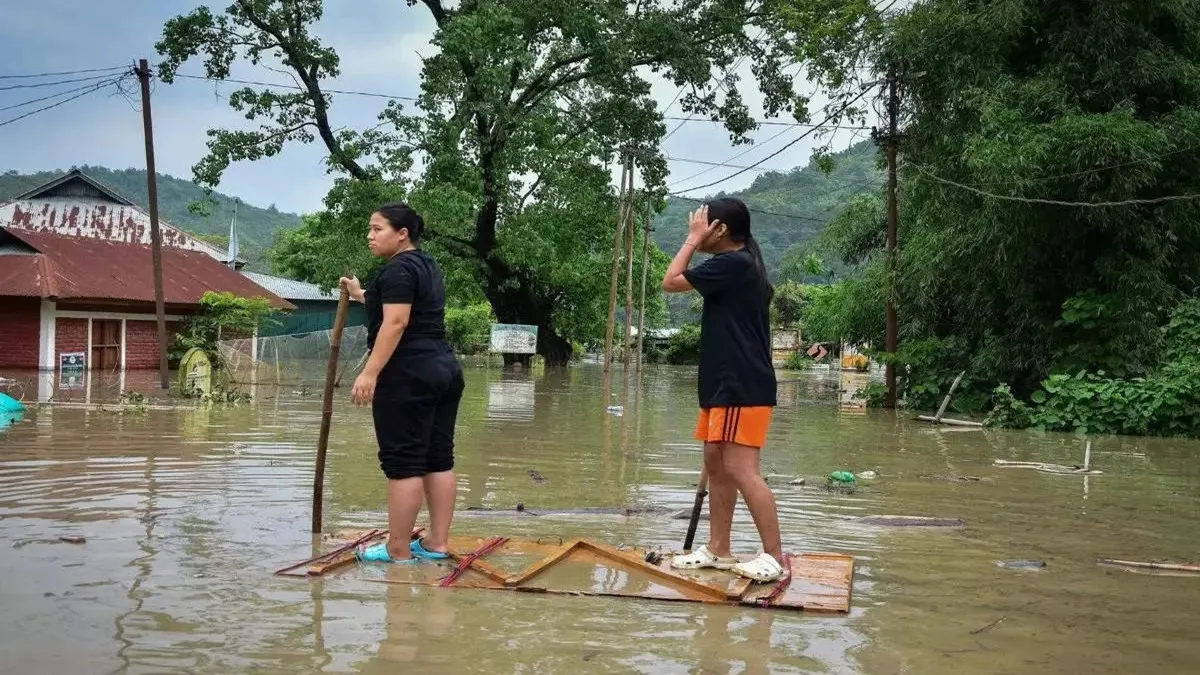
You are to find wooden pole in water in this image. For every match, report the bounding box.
[134,59,171,390]
[312,288,351,534]
[882,64,901,409]
[682,467,709,551]
[603,149,632,375]
[933,370,966,423]
[622,184,637,374]
[635,199,652,373]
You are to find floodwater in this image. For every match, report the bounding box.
[1,363,1198,675]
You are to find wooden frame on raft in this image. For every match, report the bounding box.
[278,532,855,614]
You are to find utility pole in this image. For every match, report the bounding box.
[635,199,652,373]
[604,149,633,374]
[622,188,636,374]
[882,65,901,409]
[135,59,170,390]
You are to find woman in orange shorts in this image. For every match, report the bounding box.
[661,198,783,583]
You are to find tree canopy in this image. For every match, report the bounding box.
[791,0,1200,417]
[155,0,831,364]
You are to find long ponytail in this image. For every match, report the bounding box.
[743,233,774,301]
[706,197,773,300]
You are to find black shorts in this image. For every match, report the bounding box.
[371,352,465,480]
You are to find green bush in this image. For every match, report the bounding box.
[664,324,702,365]
[783,350,809,370]
[987,300,1200,437]
[445,304,494,355]
[174,291,280,362]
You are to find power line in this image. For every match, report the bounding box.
[0,76,125,128]
[664,115,869,130]
[668,124,795,188]
[665,178,884,224]
[672,88,875,193]
[913,164,1200,208]
[172,73,419,101]
[666,193,830,224]
[174,71,865,134]
[0,66,126,80]
[667,154,886,194]
[0,73,120,92]
[667,155,792,172]
[0,78,127,113]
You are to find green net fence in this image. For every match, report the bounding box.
[216,325,370,388]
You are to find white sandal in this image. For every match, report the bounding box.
[732,553,785,583]
[670,544,738,570]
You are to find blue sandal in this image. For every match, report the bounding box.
[356,542,420,564]
[410,537,450,560]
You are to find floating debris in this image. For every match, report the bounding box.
[856,471,878,480]
[1097,558,1200,576]
[971,616,1007,635]
[856,515,965,528]
[994,459,1103,476]
[58,536,86,544]
[672,510,709,522]
[789,478,806,486]
[463,505,672,518]
[921,474,985,484]
[996,559,1046,570]
[528,469,547,484]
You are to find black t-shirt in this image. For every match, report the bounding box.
[364,249,450,359]
[683,249,777,408]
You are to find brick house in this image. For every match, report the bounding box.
[0,170,293,373]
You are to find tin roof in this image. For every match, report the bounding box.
[240,271,336,302]
[0,228,293,310]
[0,169,234,263]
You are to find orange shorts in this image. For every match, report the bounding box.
[694,406,774,449]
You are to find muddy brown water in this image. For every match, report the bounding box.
[1,364,1198,674]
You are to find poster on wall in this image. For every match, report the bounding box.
[59,351,86,390]
[489,324,538,355]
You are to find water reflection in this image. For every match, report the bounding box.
[0,363,1198,674]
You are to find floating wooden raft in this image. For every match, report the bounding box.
[283,530,854,614]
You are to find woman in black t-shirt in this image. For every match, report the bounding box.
[339,202,465,564]
[661,198,784,583]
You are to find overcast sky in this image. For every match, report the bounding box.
[0,1,875,215]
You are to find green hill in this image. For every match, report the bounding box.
[653,140,883,325]
[654,140,882,271]
[0,166,303,269]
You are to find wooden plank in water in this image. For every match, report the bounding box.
[503,539,585,586]
[313,532,855,614]
[578,541,736,601]
[740,553,854,613]
[1097,558,1200,575]
[306,528,420,576]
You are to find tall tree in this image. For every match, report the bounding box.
[156,0,807,364]
[790,0,1200,405]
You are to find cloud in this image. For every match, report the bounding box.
[0,1,875,216]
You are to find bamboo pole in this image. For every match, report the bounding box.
[603,151,632,374]
[934,370,966,422]
[622,185,636,373]
[635,199,651,373]
[312,288,351,534]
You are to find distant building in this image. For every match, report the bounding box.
[240,271,366,336]
[0,170,293,373]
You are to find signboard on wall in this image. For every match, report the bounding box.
[489,324,538,355]
[59,351,86,390]
[59,352,85,372]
